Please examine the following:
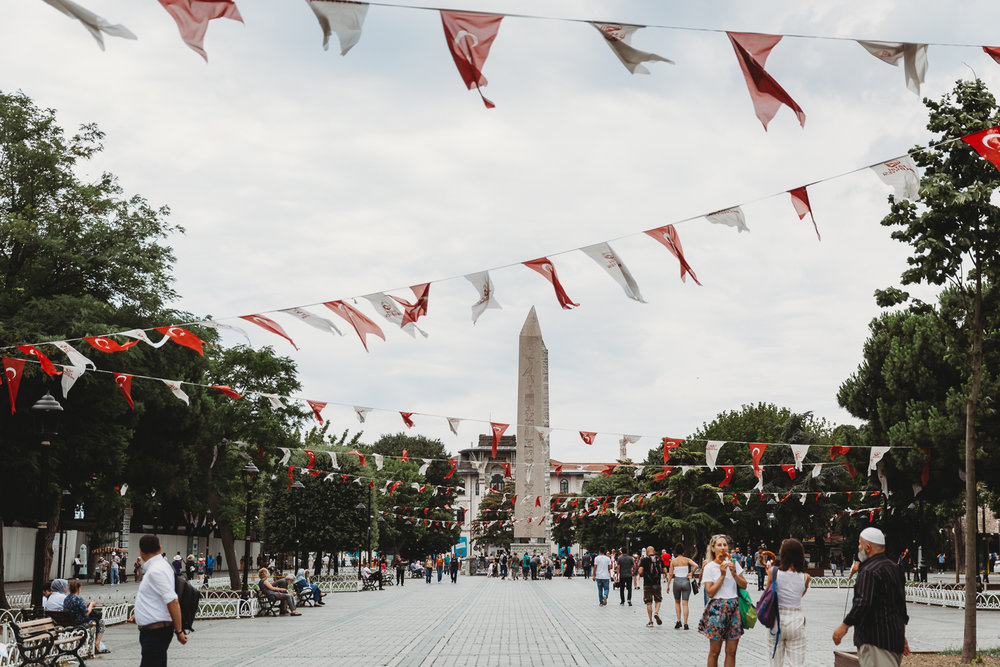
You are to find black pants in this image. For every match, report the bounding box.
[396,569,405,586]
[450,568,458,583]
[619,579,632,603]
[139,626,173,667]
[530,564,538,580]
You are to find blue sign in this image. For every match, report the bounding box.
[455,537,468,558]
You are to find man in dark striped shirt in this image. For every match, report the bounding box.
[832,527,910,666]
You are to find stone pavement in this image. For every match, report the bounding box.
[88,574,1000,666]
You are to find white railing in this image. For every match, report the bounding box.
[806,577,855,589]
[317,579,360,593]
[905,584,1000,610]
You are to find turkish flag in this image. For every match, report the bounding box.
[307,400,326,424]
[392,283,431,326]
[402,448,409,463]
[502,461,512,478]
[644,225,702,285]
[523,258,580,309]
[662,437,683,464]
[84,336,139,353]
[113,373,134,409]
[156,0,243,62]
[961,126,1000,172]
[444,460,457,480]
[349,450,366,467]
[601,463,617,478]
[830,445,850,459]
[789,186,820,241]
[155,326,207,356]
[440,10,503,108]
[400,412,415,428]
[845,462,857,481]
[653,466,673,481]
[240,314,298,351]
[535,496,542,507]
[749,443,767,476]
[323,300,386,352]
[490,422,508,458]
[718,466,735,487]
[305,450,316,470]
[580,431,597,445]
[389,482,402,497]
[211,385,242,400]
[17,346,62,376]
[727,32,805,130]
[781,464,797,480]
[3,357,25,414]
[985,46,1000,65]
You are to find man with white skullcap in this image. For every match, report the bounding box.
[833,527,909,666]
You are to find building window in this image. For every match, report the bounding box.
[475,480,480,496]
[457,508,466,523]
[536,538,546,544]
[490,474,503,491]
[559,479,569,494]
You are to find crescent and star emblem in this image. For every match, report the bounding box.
[168,327,185,337]
[116,376,127,387]
[6,368,16,381]
[454,30,479,47]
[983,133,1000,151]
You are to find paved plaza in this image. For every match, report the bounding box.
[79,573,1000,666]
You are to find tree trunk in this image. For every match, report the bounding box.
[0,514,9,609]
[954,520,963,585]
[962,279,983,664]
[43,494,64,581]
[203,460,242,590]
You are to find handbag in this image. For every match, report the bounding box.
[89,607,103,621]
[755,566,779,628]
[691,578,699,595]
[737,588,757,629]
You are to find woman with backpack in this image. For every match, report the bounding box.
[763,538,810,667]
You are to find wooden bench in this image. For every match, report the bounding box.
[360,575,379,591]
[293,582,314,608]
[256,584,284,616]
[12,616,88,666]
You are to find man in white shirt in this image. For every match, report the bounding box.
[592,547,613,606]
[128,535,187,666]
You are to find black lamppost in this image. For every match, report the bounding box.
[240,462,259,600]
[57,489,70,579]
[290,480,305,571]
[355,502,366,580]
[626,531,634,556]
[30,392,63,608]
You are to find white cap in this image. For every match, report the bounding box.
[860,527,885,546]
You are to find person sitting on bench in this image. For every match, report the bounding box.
[362,563,382,589]
[294,569,324,605]
[258,568,300,616]
[64,578,109,653]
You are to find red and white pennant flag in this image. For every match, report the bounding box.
[727,32,806,130]
[441,11,503,108]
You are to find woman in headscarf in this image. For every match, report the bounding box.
[65,579,109,653]
[43,579,68,611]
[294,569,324,605]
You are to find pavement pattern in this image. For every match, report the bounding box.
[86,573,1000,666]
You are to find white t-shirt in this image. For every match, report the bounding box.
[593,554,613,580]
[134,553,178,626]
[703,559,744,600]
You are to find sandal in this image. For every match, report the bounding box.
[96,648,111,654]
[654,614,662,625]
[646,622,654,627]
[289,612,302,616]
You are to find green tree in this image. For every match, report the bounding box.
[0,90,179,606]
[472,481,514,551]
[874,78,1000,659]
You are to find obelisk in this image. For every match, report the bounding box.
[512,307,550,558]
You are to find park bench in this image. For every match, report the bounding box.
[360,575,380,591]
[12,616,88,666]
[293,582,314,608]
[256,585,284,617]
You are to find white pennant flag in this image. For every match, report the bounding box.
[306,0,369,55]
[717,492,725,504]
[799,494,807,505]
[419,459,431,475]
[61,365,83,397]
[525,464,533,485]
[857,41,928,94]
[41,0,136,50]
[161,380,189,406]
[633,465,644,479]
[210,444,219,469]
[912,483,922,497]
[705,207,749,233]
[327,451,339,469]
[811,463,822,478]
[868,446,891,473]
[465,271,501,324]
[374,454,384,471]
[121,329,170,348]
[704,440,725,470]
[411,482,421,491]
[790,444,810,471]
[261,393,285,410]
[279,307,343,336]
[590,23,673,74]
[877,462,891,496]
[871,156,920,201]
[53,341,96,370]
[753,474,764,491]
[194,320,252,344]
[581,243,645,303]
[362,293,427,338]
[119,483,128,497]
[324,473,336,482]
[278,448,292,467]
[354,406,372,423]
[447,417,461,435]
[680,465,695,476]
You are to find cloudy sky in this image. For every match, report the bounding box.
[2,0,996,463]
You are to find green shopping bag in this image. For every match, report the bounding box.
[738,588,757,629]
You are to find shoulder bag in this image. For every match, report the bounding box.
[737,587,757,629]
[755,566,779,628]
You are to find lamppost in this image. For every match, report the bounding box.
[239,462,259,600]
[290,480,305,571]
[626,531,634,556]
[30,392,63,609]
[355,502,366,580]
[57,489,70,579]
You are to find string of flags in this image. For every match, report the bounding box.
[6,123,991,360]
[36,0,1000,116]
[283,463,464,497]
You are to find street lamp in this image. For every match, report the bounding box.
[626,531,634,556]
[290,480,305,571]
[355,502,366,580]
[239,462,259,600]
[57,489,70,579]
[30,392,63,609]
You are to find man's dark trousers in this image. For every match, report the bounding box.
[139,626,173,667]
